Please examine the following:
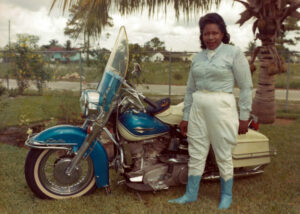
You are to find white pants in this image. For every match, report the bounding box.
[187,91,239,181]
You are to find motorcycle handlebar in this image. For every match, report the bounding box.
[143,97,158,109]
[122,80,158,109]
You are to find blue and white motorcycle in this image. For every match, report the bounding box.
[25,27,275,199]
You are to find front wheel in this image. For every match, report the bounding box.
[25,149,96,199]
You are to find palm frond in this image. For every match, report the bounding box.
[50,0,221,19]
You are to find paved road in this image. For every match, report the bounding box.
[1,79,300,101]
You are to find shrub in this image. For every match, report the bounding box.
[11,34,51,95]
[8,88,19,97]
[0,81,6,96]
[57,90,81,123]
[173,72,183,81]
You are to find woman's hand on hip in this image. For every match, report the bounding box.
[180,120,188,137]
[238,120,248,134]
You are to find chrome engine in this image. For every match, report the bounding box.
[125,135,189,191]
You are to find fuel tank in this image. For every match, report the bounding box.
[117,110,170,141]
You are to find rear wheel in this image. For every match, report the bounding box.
[25,149,96,199]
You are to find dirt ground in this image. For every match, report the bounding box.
[0,120,82,147]
[0,120,115,160]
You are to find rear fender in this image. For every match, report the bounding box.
[28,125,109,188]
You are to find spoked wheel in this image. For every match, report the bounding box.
[25,149,96,199]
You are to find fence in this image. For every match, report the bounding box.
[0,49,299,109]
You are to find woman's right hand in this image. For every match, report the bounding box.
[179,120,188,137]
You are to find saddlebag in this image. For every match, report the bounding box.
[233,129,274,167]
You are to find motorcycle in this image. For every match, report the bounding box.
[25,26,275,199]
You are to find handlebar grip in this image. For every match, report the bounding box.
[144,97,158,109]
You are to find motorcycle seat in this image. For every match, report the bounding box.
[147,97,170,115]
[155,102,184,125]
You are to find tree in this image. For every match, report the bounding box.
[65,40,72,50]
[144,37,166,52]
[51,0,221,20]
[246,41,257,54]
[49,39,59,46]
[64,1,113,65]
[236,0,300,124]
[11,34,51,95]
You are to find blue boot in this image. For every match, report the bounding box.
[218,177,233,209]
[168,175,201,204]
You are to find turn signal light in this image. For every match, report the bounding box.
[87,126,93,134]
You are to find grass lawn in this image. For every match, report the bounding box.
[0,92,300,213]
[0,90,82,129]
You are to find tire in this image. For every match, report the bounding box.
[25,149,97,199]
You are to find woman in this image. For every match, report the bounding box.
[168,13,253,210]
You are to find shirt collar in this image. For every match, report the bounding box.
[205,42,223,53]
[205,42,224,60]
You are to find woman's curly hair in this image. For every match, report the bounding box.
[199,13,230,49]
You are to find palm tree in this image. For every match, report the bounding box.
[64,1,113,64]
[50,0,221,19]
[235,0,300,123]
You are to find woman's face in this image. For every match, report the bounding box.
[202,23,224,50]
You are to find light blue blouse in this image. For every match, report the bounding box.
[182,43,253,121]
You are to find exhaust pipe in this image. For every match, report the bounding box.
[202,165,265,181]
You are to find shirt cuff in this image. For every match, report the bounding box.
[239,110,250,121]
[182,111,190,121]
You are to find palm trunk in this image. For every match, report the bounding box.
[252,44,276,124]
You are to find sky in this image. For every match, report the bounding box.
[0,0,299,52]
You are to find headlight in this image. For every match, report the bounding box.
[80,90,100,118]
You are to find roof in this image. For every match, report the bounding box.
[47,46,66,52]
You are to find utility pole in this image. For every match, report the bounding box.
[9,20,10,48]
[6,20,11,89]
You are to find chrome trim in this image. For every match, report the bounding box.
[232,150,277,160]
[129,175,143,182]
[25,136,76,150]
[202,168,265,181]
[134,127,155,133]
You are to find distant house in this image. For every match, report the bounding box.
[69,53,81,62]
[149,52,164,62]
[82,52,98,61]
[167,52,195,62]
[44,46,87,63]
[52,52,67,62]
[47,46,68,62]
[290,54,300,63]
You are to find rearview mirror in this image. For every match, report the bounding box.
[132,63,141,75]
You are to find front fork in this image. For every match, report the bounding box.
[65,110,108,176]
[65,124,103,176]
[65,106,130,176]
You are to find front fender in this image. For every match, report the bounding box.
[29,125,109,188]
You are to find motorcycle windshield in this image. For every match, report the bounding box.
[96,26,129,112]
